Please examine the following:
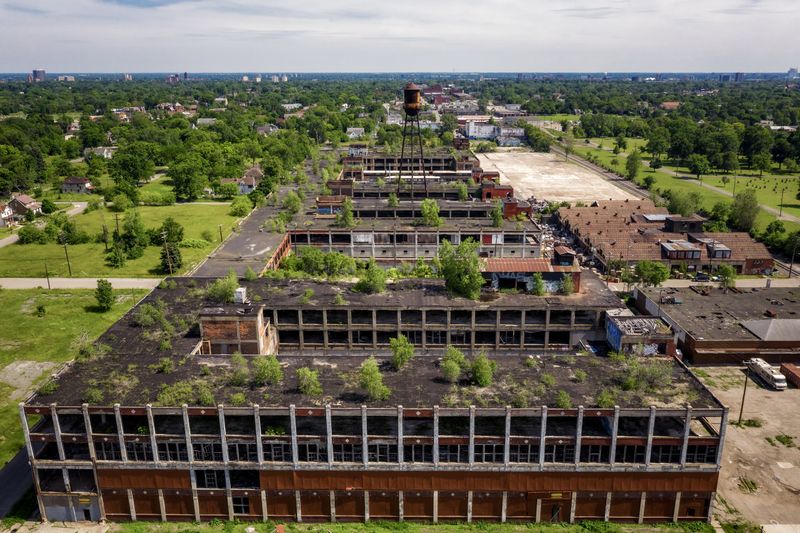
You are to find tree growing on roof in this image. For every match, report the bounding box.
[359,356,391,401]
[439,238,484,300]
[390,334,414,370]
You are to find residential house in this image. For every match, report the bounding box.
[0,203,12,227]
[61,176,94,194]
[8,194,42,220]
[238,165,264,195]
[346,127,365,140]
[84,146,116,159]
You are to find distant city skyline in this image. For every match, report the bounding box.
[1,0,799,72]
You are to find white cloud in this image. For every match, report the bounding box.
[0,0,798,71]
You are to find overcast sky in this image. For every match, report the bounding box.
[1,0,798,72]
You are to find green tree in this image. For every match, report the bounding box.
[441,346,466,383]
[470,352,496,387]
[119,210,149,259]
[109,142,156,201]
[206,270,239,303]
[296,367,323,397]
[752,152,772,176]
[168,153,208,201]
[491,201,504,227]
[335,197,356,228]
[716,264,736,290]
[439,239,484,299]
[282,191,302,215]
[106,242,126,268]
[359,357,391,401]
[354,259,387,294]
[634,261,670,287]
[730,189,760,232]
[687,153,711,180]
[419,198,441,227]
[456,182,469,201]
[157,217,184,244]
[160,242,182,274]
[625,149,642,181]
[95,279,114,311]
[387,192,399,208]
[559,274,575,295]
[253,355,283,386]
[389,334,415,370]
[531,272,546,295]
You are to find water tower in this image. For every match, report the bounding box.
[397,82,428,198]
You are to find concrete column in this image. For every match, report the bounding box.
[570,491,577,523]
[330,490,336,522]
[326,405,334,468]
[575,406,584,468]
[538,406,548,469]
[364,491,370,522]
[19,404,47,521]
[716,408,728,466]
[520,311,526,349]
[501,491,508,523]
[468,405,475,467]
[609,406,620,467]
[604,491,612,521]
[433,406,440,467]
[217,405,229,464]
[470,310,476,349]
[707,492,715,522]
[224,470,234,520]
[295,490,302,522]
[261,490,268,521]
[146,405,159,464]
[189,470,200,521]
[673,492,681,522]
[397,405,404,464]
[253,405,263,465]
[66,490,76,522]
[50,404,65,461]
[432,490,438,523]
[466,490,473,522]
[289,405,299,466]
[158,489,166,521]
[322,309,329,351]
[182,405,193,465]
[80,404,96,461]
[645,406,656,468]
[398,490,404,521]
[358,405,369,468]
[127,489,136,521]
[638,492,646,524]
[372,310,377,349]
[504,406,511,466]
[421,310,427,350]
[535,498,542,523]
[680,405,692,468]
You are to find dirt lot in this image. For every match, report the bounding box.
[695,366,800,525]
[477,151,637,203]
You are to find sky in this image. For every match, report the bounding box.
[1,0,798,72]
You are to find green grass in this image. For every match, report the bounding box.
[140,174,175,196]
[0,205,242,277]
[115,520,715,533]
[532,114,581,122]
[0,288,147,467]
[572,138,800,235]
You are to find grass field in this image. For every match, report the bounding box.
[0,288,147,467]
[140,174,174,196]
[0,204,242,277]
[115,520,715,533]
[572,138,800,235]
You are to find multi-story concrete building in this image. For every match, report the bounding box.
[22,278,726,525]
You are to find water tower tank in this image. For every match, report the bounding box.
[403,82,422,116]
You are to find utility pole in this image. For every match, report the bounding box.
[114,213,120,235]
[779,186,786,218]
[102,224,109,252]
[789,237,799,278]
[162,231,173,275]
[218,224,223,242]
[738,367,750,425]
[44,261,51,290]
[63,243,72,277]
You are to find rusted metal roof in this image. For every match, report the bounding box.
[482,258,578,273]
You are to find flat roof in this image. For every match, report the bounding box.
[639,286,800,341]
[300,216,540,233]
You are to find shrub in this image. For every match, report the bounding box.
[470,352,496,387]
[419,198,441,226]
[573,369,587,383]
[201,229,214,242]
[178,238,210,248]
[110,193,132,212]
[389,334,414,370]
[540,373,556,388]
[206,270,239,303]
[244,266,258,281]
[228,392,248,406]
[441,358,462,383]
[132,301,166,327]
[150,358,174,374]
[595,389,616,408]
[17,225,48,244]
[560,274,575,295]
[35,303,46,317]
[253,355,283,386]
[359,357,391,401]
[227,353,249,386]
[299,288,315,305]
[555,390,572,409]
[297,367,323,397]
[439,239,483,300]
[155,379,215,406]
[84,387,104,403]
[333,293,347,305]
[37,380,58,395]
[354,260,387,294]
[531,272,546,295]
[230,195,253,216]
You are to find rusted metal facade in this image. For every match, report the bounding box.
[20,402,726,524]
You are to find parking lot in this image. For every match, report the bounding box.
[695,366,800,524]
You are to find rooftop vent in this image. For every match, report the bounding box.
[234,287,248,304]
